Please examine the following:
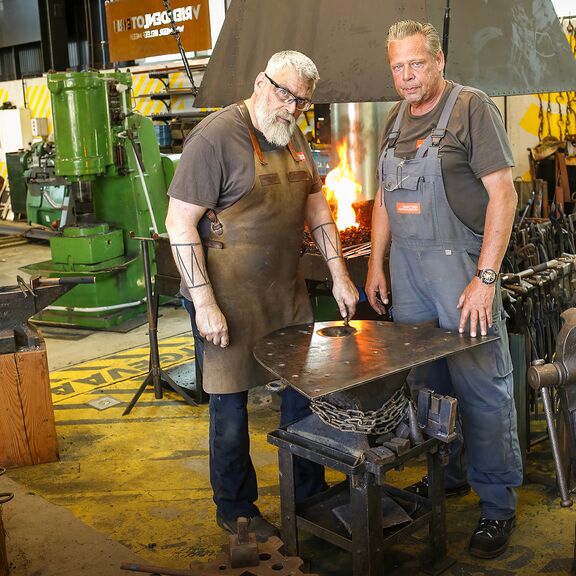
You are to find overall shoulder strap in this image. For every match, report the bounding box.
[384,101,409,157]
[415,84,464,159]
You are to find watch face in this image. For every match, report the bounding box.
[480,269,497,284]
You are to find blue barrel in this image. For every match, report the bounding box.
[154,124,172,147]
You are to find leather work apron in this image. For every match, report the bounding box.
[202,101,314,394]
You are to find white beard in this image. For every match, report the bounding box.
[254,97,296,147]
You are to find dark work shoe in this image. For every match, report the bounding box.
[469,516,515,558]
[406,475,471,498]
[216,514,280,543]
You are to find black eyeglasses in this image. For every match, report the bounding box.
[264,73,312,111]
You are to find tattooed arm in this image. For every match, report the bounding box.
[305,192,359,320]
[165,197,229,347]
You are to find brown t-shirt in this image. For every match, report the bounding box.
[168,103,322,236]
[380,81,514,233]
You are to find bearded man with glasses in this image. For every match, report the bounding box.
[166,51,358,541]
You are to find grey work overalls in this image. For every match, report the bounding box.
[379,84,523,519]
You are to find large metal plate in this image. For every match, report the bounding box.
[254,320,497,399]
[195,0,576,106]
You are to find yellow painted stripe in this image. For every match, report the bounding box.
[0,162,7,180]
[132,74,147,96]
[37,87,51,119]
[0,88,8,105]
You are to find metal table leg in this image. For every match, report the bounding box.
[278,447,299,556]
[350,471,384,576]
[423,448,455,575]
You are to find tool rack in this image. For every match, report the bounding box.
[268,427,454,576]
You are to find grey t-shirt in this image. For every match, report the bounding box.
[168,103,322,236]
[381,81,514,233]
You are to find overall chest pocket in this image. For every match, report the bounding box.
[384,170,437,241]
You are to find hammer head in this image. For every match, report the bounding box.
[228,517,260,569]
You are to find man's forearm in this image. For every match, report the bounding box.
[309,221,351,281]
[477,200,516,273]
[368,194,391,268]
[170,241,218,307]
[478,169,518,273]
[165,199,218,308]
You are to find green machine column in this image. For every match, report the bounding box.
[22,70,174,329]
[48,71,113,177]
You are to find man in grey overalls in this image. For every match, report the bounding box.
[366,21,523,559]
[166,51,358,541]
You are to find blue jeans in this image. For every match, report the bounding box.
[183,298,326,520]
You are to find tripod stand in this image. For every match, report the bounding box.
[123,235,197,415]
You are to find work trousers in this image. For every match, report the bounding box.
[184,298,326,520]
[390,245,523,520]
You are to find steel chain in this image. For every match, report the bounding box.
[310,387,408,435]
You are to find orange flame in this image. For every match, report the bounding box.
[323,141,363,230]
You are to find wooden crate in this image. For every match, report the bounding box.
[0,340,59,469]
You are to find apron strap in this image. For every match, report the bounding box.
[236,101,267,165]
[287,140,305,162]
[415,83,464,159]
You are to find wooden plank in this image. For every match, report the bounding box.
[16,344,59,465]
[0,353,32,468]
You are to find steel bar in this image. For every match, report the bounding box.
[540,387,573,507]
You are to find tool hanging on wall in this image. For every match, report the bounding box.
[556,93,565,142]
[162,0,199,97]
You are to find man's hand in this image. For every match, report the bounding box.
[457,278,496,337]
[195,303,229,347]
[332,276,359,321]
[365,263,389,315]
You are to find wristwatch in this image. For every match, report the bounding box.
[475,268,498,285]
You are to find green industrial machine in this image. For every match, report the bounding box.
[22,70,177,329]
[22,141,67,228]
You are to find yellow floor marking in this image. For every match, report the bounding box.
[50,336,194,403]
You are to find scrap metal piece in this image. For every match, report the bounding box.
[364,445,396,466]
[333,494,412,534]
[417,389,457,443]
[380,437,411,456]
[407,400,426,445]
[229,517,259,569]
[122,537,317,575]
[190,536,318,575]
[86,396,122,411]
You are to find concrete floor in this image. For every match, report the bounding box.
[2,240,576,575]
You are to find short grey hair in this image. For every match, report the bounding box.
[265,50,320,88]
[386,20,442,57]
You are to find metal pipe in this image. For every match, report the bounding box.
[124,135,159,235]
[540,386,573,507]
[46,298,146,313]
[331,102,395,200]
